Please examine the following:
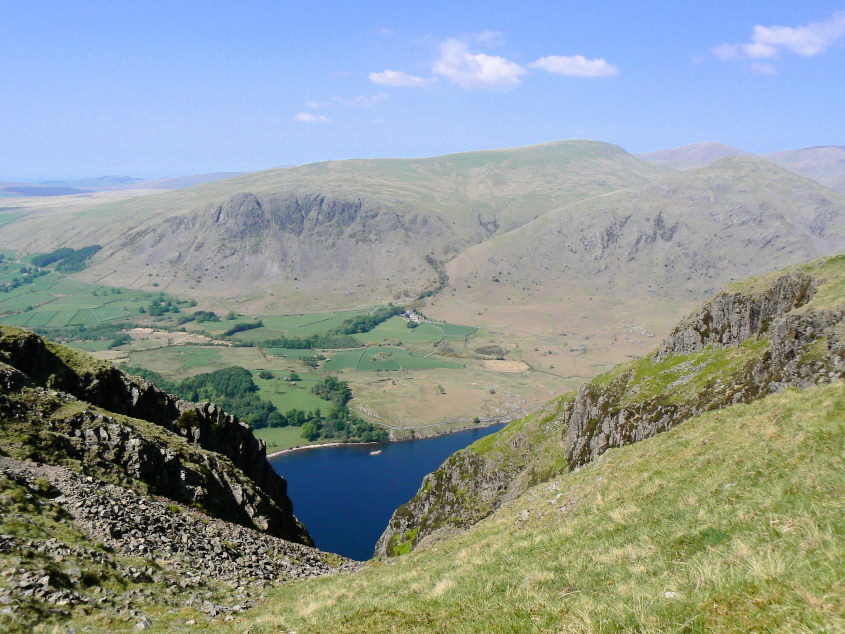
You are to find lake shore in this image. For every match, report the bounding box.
[267,440,383,458]
[265,416,515,458]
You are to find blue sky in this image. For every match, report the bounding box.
[1,1,843,180]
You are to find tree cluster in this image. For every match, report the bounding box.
[30,245,102,271]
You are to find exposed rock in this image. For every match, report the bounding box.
[0,326,310,545]
[0,456,358,629]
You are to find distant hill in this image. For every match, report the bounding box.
[442,156,845,306]
[763,146,845,194]
[2,140,844,368]
[1,185,91,197]
[0,172,242,197]
[640,142,845,195]
[638,141,751,170]
[0,140,672,310]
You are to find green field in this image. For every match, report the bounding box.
[353,316,478,347]
[127,346,226,377]
[264,347,324,359]
[0,263,174,327]
[252,371,329,413]
[0,258,489,430]
[253,425,308,453]
[0,210,25,230]
[323,346,462,371]
[353,316,444,345]
[228,310,372,342]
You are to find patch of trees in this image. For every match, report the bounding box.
[224,321,263,337]
[123,365,276,429]
[332,305,404,335]
[311,376,351,405]
[142,295,180,317]
[122,364,388,443]
[246,305,404,350]
[0,265,49,293]
[32,321,138,342]
[108,333,131,348]
[177,310,220,325]
[250,333,359,350]
[30,245,102,271]
[301,376,387,442]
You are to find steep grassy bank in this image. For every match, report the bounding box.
[234,380,844,632]
[378,255,844,555]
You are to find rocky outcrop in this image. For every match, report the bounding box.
[0,326,311,545]
[0,456,357,629]
[376,258,845,556]
[655,270,816,359]
[564,306,843,467]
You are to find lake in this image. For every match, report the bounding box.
[270,424,506,561]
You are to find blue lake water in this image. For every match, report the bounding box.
[270,424,505,561]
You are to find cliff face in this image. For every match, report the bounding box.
[376,255,845,556]
[0,326,311,545]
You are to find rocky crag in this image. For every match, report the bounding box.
[376,254,845,556]
[0,325,310,544]
[0,455,357,630]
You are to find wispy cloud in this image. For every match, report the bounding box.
[529,55,618,77]
[294,112,331,124]
[750,61,777,75]
[713,10,845,72]
[369,70,426,87]
[335,92,389,107]
[432,38,527,90]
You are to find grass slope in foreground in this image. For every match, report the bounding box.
[241,381,844,633]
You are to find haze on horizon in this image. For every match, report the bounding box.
[1,1,844,180]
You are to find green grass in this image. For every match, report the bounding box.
[323,347,462,371]
[253,371,329,413]
[590,335,772,406]
[0,261,170,327]
[233,381,845,633]
[227,310,372,341]
[128,345,225,378]
[264,347,324,359]
[354,317,445,345]
[253,425,308,453]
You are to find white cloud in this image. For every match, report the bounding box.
[472,30,505,47]
[432,38,527,90]
[294,112,331,124]
[529,55,619,77]
[713,11,845,64]
[334,92,389,108]
[369,70,426,87]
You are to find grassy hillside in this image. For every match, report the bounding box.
[426,156,845,382]
[233,380,844,632]
[764,146,845,195]
[638,141,751,169]
[0,140,670,312]
[639,142,845,195]
[382,254,844,556]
